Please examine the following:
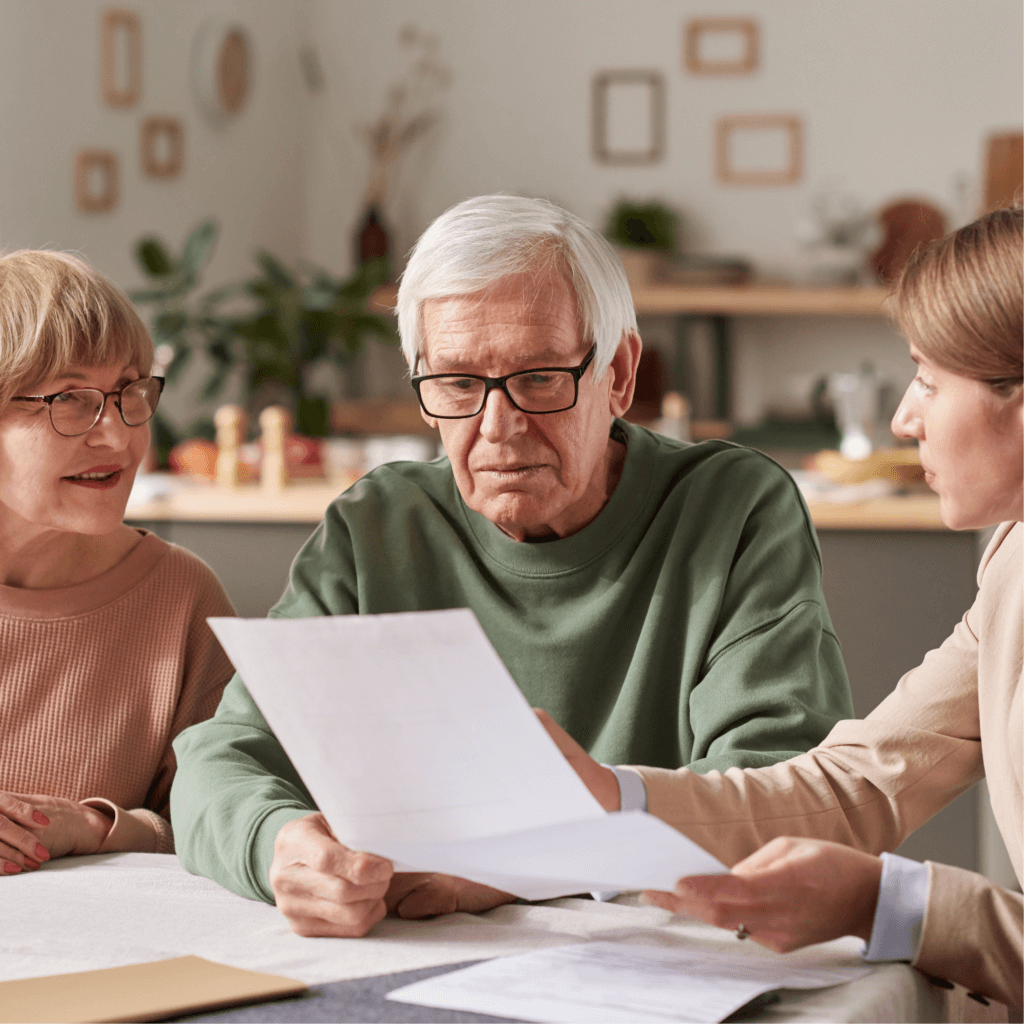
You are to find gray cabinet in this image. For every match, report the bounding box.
[818,529,981,872]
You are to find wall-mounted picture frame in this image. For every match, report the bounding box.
[141,116,184,178]
[101,8,142,108]
[715,113,803,186]
[74,150,119,212]
[684,18,759,75]
[191,21,252,126]
[591,70,666,166]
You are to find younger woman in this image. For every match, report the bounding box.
[542,207,1023,1011]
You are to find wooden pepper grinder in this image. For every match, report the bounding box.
[213,405,247,488]
[259,405,290,491]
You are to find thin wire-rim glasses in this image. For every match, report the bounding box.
[411,345,597,419]
[11,376,165,437]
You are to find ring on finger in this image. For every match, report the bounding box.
[735,923,750,940]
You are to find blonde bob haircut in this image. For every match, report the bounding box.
[0,249,153,407]
[894,205,1023,397]
[397,194,637,379]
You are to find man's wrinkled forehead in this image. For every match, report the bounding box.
[417,270,583,369]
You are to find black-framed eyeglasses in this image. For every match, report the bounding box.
[411,345,596,419]
[10,377,165,437]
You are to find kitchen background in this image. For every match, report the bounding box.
[1,0,1020,430]
[0,0,1021,886]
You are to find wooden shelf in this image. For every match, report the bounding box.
[371,283,890,318]
[629,283,890,317]
[374,282,888,317]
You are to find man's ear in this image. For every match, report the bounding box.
[419,406,439,430]
[607,331,643,418]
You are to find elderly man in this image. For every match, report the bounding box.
[172,195,853,937]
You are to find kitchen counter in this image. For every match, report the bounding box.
[125,478,947,531]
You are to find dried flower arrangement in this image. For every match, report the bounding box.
[361,24,452,210]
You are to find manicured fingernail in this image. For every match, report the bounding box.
[4,862,21,874]
[32,811,49,826]
[24,858,40,870]
[35,844,49,861]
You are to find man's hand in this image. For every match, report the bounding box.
[269,813,394,937]
[643,836,884,952]
[534,708,620,811]
[385,872,517,919]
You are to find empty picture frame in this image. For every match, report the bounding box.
[592,70,666,165]
[715,114,803,185]
[141,116,184,177]
[101,8,142,107]
[684,18,759,75]
[74,150,119,212]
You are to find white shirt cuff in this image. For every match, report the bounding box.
[590,767,649,902]
[609,765,648,812]
[862,852,928,962]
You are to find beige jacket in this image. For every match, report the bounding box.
[636,522,1022,1009]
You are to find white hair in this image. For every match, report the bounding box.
[396,194,636,378]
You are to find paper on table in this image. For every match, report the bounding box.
[209,610,726,899]
[387,941,875,1024]
[0,955,306,1024]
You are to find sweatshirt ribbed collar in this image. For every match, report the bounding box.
[458,419,654,577]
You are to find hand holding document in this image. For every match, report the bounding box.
[209,609,726,900]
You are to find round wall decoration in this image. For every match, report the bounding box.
[191,21,253,125]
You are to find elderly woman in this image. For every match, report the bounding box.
[542,206,1022,1012]
[0,250,234,870]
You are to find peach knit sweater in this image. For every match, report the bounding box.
[1,531,235,854]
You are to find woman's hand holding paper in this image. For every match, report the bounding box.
[644,837,883,951]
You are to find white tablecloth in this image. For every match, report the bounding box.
[1,853,948,1022]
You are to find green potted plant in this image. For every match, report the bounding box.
[604,199,679,284]
[130,221,399,454]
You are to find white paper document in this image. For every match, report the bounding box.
[387,940,874,1023]
[209,610,726,899]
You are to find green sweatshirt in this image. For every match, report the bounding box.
[172,422,852,903]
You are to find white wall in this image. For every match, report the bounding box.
[1,1,1021,424]
[0,0,312,425]
[303,0,1023,421]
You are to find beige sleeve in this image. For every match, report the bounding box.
[79,798,172,854]
[915,861,1023,1009]
[635,609,984,867]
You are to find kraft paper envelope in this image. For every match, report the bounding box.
[0,955,307,1023]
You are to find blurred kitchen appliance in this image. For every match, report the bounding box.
[828,367,879,460]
